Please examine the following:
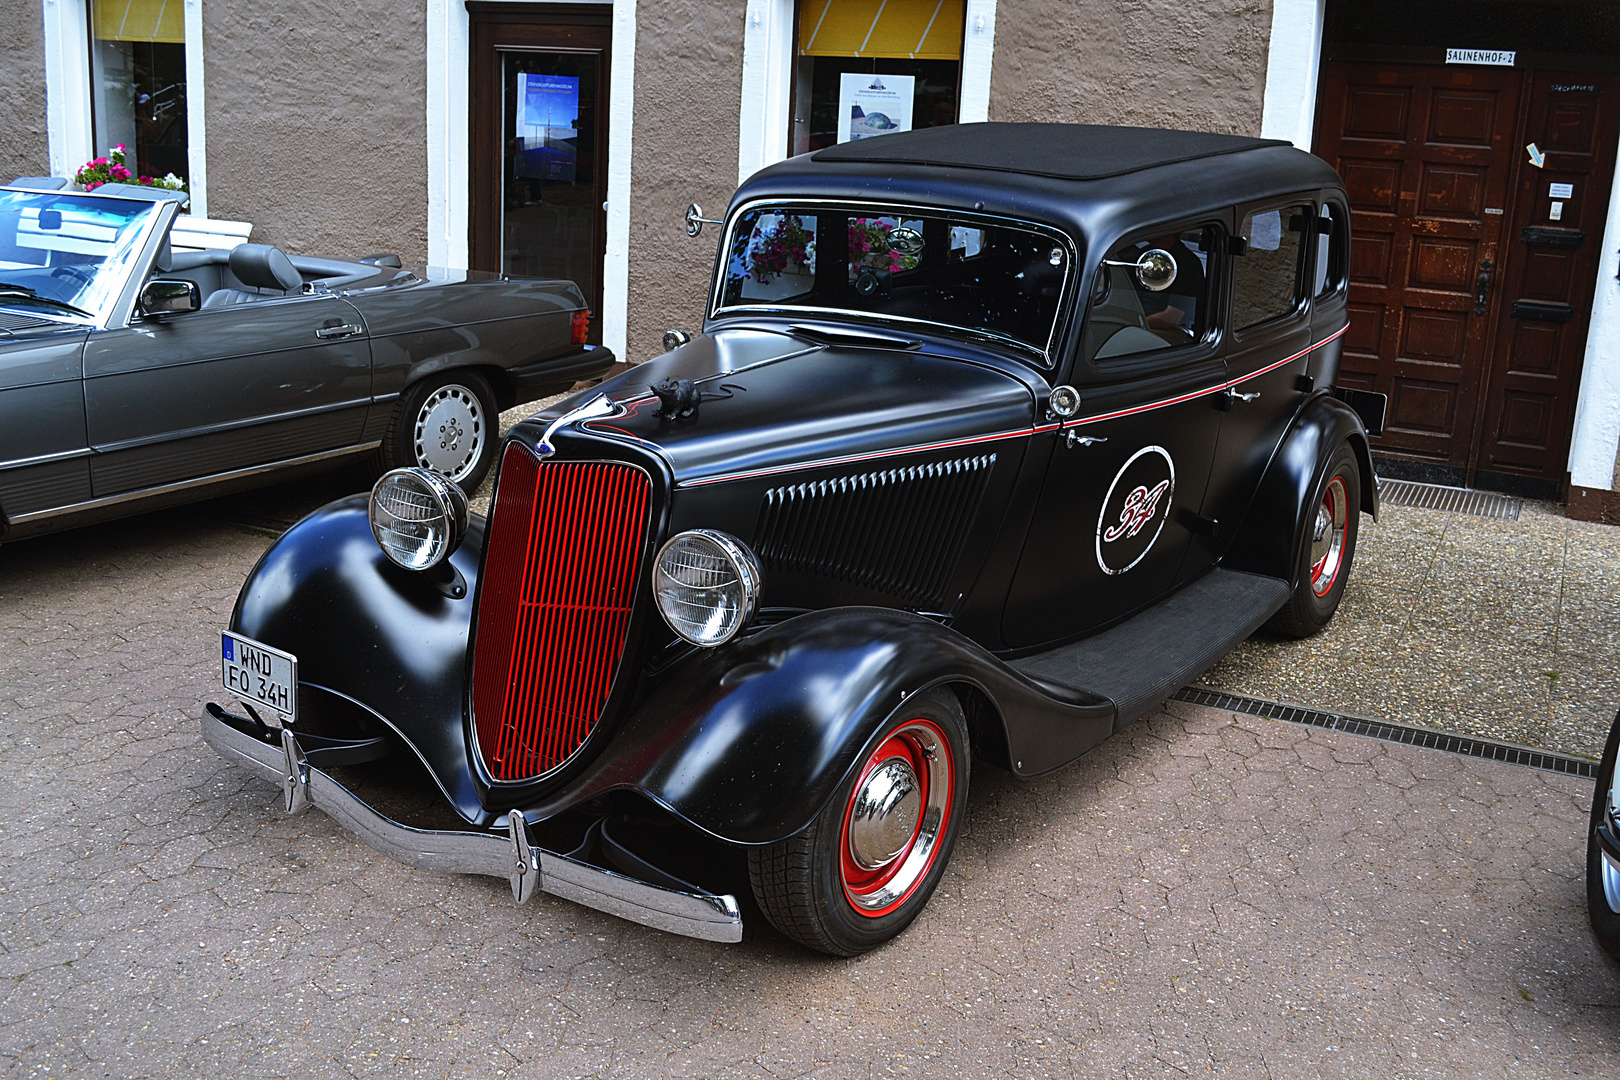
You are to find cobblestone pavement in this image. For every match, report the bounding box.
[2,505,1618,1078]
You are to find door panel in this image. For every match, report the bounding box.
[84,296,371,495]
[1314,61,1521,471]
[0,332,91,515]
[1477,71,1619,482]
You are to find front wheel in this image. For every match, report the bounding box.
[381,372,498,493]
[1267,442,1361,638]
[748,687,969,955]
[1587,710,1620,962]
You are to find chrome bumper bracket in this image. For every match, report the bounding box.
[203,706,742,943]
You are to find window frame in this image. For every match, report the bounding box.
[1310,196,1350,303]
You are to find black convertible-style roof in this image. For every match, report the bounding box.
[812,123,1290,181]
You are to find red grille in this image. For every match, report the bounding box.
[472,445,651,781]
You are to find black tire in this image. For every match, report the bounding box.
[1267,441,1360,638]
[748,687,969,956]
[380,372,498,494]
[1587,709,1620,962]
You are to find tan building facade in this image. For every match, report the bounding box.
[7,0,1620,508]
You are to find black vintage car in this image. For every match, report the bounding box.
[0,181,609,541]
[204,124,1386,955]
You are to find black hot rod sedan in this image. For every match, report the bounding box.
[0,180,609,541]
[204,124,1387,955]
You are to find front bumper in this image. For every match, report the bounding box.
[201,706,742,943]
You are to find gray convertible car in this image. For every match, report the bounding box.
[0,180,611,541]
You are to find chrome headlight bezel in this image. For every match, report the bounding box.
[652,529,763,647]
[368,467,469,571]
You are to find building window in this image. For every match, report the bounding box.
[87,0,190,185]
[791,0,966,156]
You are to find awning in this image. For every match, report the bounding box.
[92,0,185,44]
[800,0,965,60]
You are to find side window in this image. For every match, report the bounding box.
[1313,203,1346,299]
[1232,206,1308,331]
[1082,226,1216,362]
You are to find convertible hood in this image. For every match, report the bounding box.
[522,328,1038,485]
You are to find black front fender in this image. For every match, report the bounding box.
[529,608,1115,846]
[1222,394,1378,586]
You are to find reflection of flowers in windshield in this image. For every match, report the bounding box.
[848,218,919,275]
[750,215,815,283]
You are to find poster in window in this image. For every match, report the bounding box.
[836,73,915,143]
[516,72,580,182]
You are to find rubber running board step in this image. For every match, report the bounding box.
[1010,568,1290,729]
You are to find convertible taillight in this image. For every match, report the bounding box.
[571,309,591,345]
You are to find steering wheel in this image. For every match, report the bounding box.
[50,265,93,288]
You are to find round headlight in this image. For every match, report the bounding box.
[653,530,762,646]
[369,467,469,571]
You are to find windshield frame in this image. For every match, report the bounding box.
[0,187,169,328]
[706,197,1079,368]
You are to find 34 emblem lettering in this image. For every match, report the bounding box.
[1102,480,1171,543]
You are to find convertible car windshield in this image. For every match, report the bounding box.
[0,190,158,320]
[715,205,1072,361]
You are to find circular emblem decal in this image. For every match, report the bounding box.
[1096,446,1176,576]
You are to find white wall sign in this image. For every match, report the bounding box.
[1550,182,1575,199]
[836,73,915,143]
[1446,48,1515,66]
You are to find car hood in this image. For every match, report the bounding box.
[522,328,1039,485]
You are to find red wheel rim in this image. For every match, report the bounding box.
[1309,476,1349,598]
[838,718,954,918]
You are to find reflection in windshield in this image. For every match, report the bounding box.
[0,191,157,319]
[716,205,1071,361]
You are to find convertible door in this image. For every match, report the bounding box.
[82,294,372,496]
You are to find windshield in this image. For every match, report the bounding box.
[0,190,160,320]
[714,204,1072,362]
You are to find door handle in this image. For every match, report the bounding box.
[1226,390,1261,404]
[315,323,363,339]
[1065,430,1107,449]
[1473,258,1494,316]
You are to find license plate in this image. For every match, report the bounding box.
[221,631,297,721]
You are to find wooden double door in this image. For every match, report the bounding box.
[1315,61,1618,492]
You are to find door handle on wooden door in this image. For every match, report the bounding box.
[1473,258,1494,316]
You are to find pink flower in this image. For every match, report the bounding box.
[84,181,102,191]
[114,143,126,151]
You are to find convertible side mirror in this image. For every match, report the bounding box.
[139,279,201,318]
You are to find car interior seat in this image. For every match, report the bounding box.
[202,244,303,307]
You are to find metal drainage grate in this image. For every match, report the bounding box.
[1376,478,1521,521]
[1174,686,1596,779]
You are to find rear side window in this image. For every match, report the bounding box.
[1232,206,1308,331]
[1082,226,1217,363]
[1313,203,1346,299]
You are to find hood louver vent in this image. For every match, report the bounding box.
[754,455,995,609]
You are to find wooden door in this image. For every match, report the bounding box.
[1477,71,1620,484]
[470,6,610,343]
[1314,61,1522,474]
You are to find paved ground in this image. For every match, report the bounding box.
[2,496,1619,1077]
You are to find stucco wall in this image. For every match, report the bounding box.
[202,0,428,265]
[624,0,745,364]
[0,0,50,183]
[987,0,1273,134]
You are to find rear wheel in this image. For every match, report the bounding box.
[1587,710,1620,962]
[1267,442,1360,638]
[381,372,498,493]
[748,688,969,955]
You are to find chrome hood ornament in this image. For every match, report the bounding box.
[537,392,621,456]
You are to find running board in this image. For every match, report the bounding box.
[1011,569,1289,729]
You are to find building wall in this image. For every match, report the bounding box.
[0,0,49,182]
[624,0,746,363]
[202,0,429,264]
[987,0,1273,134]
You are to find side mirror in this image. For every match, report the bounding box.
[139,279,201,318]
[1100,248,1179,292]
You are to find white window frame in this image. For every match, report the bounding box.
[426,0,634,365]
[41,0,209,215]
[738,0,999,185]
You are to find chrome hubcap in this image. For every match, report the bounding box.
[1310,477,1348,598]
[1605,757,1620,914]
[414,385,485,482]
[849,759,921,870]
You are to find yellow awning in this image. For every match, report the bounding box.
[92,0,185,44]
[800,0,965,60]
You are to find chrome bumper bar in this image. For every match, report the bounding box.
[201,709,743,943]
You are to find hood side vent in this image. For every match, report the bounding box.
[754,454,995,609]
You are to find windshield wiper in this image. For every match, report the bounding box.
[0,283,93,318]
